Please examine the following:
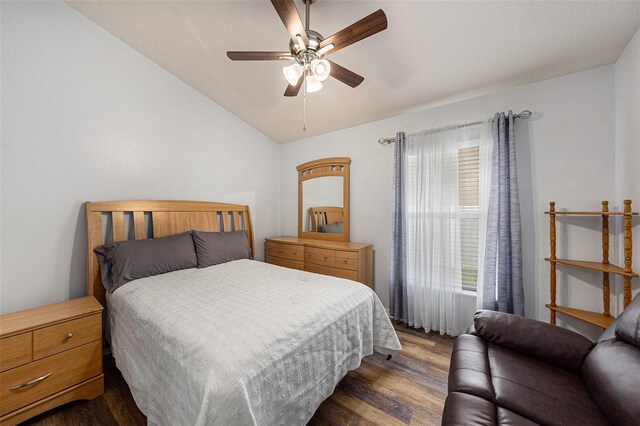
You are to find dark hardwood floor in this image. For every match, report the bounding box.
[22,323,454,425]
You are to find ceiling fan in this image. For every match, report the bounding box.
[227,0,388,97]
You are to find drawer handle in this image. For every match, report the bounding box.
[278,249,282,253]
[308,253,312,257]
[10,372,53,391]
[66,332,73,340]
[323,256,328,261]
[344,258,348,263]
[293,250,297,255]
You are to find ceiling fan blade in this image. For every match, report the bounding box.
[328,61,364,88]
[271,0,309,46]
[319,9,387,54]
[284,78,303,97]
[227,51,291,61]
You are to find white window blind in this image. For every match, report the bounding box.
[458,146,480,291]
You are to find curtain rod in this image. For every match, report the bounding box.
[377,110,532,146]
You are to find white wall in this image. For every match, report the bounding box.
[281,65,618,339]
[615,27,640,304]
[0,1,280,314]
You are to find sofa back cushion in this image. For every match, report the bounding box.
[615,294,640,348]
[582,338,640,425]
[473,310,594,373]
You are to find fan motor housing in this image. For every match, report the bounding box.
[289,29,325,55]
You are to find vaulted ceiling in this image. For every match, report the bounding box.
[67,1,640,143]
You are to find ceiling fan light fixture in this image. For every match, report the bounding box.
[305,73,323,93]
[315,43,334,56]
[283,62,303,85]
[295,34,306,51]
[310,58,331,81]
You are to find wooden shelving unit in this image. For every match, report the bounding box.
[545,200,638,328]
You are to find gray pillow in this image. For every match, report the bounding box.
[94,231,197,293]
[317,222,344,234]
[192,230,251,268]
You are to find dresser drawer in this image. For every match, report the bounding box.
[266,242,304,261]
[305,247,336,267]
[33,314,101,361]
[0,340,102,416]
[305,263,358,281]
[266,255,304,271]
[334,251,358,271]
[0,333,32,373]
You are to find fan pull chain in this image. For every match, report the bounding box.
[303,74,307,132]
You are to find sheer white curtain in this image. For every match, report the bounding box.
[403,122,492,336]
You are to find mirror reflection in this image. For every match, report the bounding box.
[302,176,344,233]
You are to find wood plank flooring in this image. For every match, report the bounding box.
[22,323,454,425]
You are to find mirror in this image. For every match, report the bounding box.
[298,157,350,242]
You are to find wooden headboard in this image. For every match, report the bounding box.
[85,200,254,305]
[309,206,344,232]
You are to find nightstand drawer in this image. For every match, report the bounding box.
[0,333,32,373]
[0,340,101,416]
[335,251,358,271]
[305,247,336,267]
[33,314,101,361]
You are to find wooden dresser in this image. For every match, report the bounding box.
[265,237,373,287]
[0,296,103,425]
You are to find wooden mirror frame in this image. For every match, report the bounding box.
[297,157,350,242]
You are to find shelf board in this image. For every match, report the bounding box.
[544,211,639,216]
[545,258,639,278]
[546,304,615,329]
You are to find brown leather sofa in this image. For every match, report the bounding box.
[442,295,640,425]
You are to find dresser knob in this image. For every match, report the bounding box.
[293,250,297,255]
[324,256,328,261]
[344,258,348,263]
[308,253,312,257]
[66,332,73,340]
[278,249,282,253]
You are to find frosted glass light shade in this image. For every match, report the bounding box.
[310,59,331,81]
[306,74,323,93]
[282,63,303,85]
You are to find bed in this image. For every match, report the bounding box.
[85,200,401,425]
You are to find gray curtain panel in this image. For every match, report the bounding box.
[482,111,524,315]
[389,132,408,321]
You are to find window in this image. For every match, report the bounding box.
[404,140,481,291]
[458,146,480,291]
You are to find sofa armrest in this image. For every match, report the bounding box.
[473,310,595,373]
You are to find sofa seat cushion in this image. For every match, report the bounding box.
[442,392,541,426]
[488,343,609,426]
[448,335,495,402]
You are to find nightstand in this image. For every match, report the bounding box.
[0,296,103,425]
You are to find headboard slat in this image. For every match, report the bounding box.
[170,212,191,234]
[190,212,212,232]
[85,200,254,306]
[112,211,125,241]
[210,212,220,232]
[152,212,170,237]
[232,212,241,230]
[222,212,231,232]
[133,211,146,240]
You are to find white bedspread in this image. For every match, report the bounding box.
[108,259,401,426]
